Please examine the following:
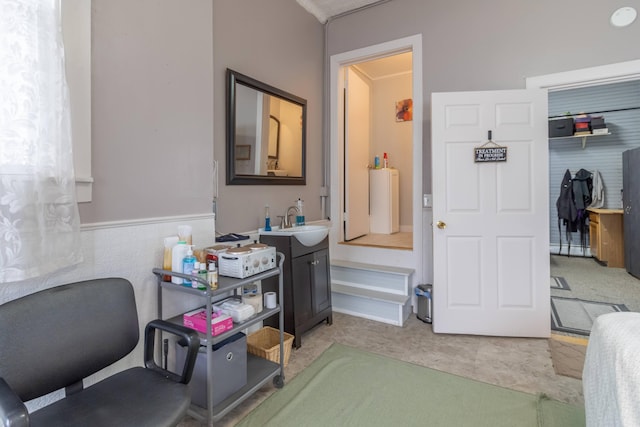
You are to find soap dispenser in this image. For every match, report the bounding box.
[182,245,197,287]
[264,205,272,231]
[296,198,305,226]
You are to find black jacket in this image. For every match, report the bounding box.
[556,169,577,231]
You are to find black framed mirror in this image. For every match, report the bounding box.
[226,69,306,185]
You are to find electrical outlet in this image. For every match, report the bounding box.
[423,194,432,208]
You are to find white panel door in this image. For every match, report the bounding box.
[431,89,550,337]
[344,67,370,240]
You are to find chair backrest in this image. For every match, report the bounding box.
[0,278,139,401]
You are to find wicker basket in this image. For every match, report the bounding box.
[246,326,294,367]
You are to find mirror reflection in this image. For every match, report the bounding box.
[226,69,306,185]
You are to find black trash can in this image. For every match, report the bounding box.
[415,284,432,324]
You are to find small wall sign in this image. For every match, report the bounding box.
[474,146,507,162]
[474,130,507,162]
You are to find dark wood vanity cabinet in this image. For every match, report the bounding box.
[260,235,332,348]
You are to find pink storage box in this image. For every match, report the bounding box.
[183,308,233,336]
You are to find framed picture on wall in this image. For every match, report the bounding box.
[236,145,251,160]
[396,98,413,122]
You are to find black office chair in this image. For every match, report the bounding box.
[0,278,200,427]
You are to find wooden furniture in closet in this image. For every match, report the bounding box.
[588,208,625,268]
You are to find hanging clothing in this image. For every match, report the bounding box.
[589,170,605,209]
[556,169,577,255]
[573,168,593,210]
[572,168,593,255]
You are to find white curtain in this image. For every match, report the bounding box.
[0,0,82,282]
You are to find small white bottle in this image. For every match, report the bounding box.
[171,241,188,285]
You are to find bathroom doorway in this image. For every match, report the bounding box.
[341,51,414,250]
[328,34,424,282]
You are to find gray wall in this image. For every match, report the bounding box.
[325,0,640,193]
[82,0,324,235]
[81,0,639,231]
[213,0,324,234]
[83,0,215,222]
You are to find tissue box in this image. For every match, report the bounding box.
[183,308,233,335]
[214,298,256,323]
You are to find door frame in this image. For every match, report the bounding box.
[329,34,424,286]
[527,59,640,255]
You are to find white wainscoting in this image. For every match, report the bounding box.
[1,214,215,411]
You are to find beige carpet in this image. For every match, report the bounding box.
[549,334,588,380]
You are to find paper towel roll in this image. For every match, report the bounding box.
[264,292,277,309]
[243,293,263,313]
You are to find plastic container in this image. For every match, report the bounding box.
[175,333,247,409]
[177,225,192,245]
[264,205,272,231]
[374,155,380,169]
[182,246,197,287]
[163,236,179,282]
[415,284,433,324]
[383,152,389,168]
[207,262,218,290]
[296,198,305,226]
[171,241,188,285]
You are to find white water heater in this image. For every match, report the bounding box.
[369,168,399,234]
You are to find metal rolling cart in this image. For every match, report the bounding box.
[152,252,285,426]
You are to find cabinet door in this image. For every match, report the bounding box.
[624,148,640,278]
[311,249,331,314]
[291,253,313,327]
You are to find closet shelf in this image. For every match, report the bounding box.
[549,132,612,149]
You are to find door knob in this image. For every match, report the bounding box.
[436,221,447,229]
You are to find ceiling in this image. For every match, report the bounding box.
[295,0,411,78]
[296,0,387,24]
[354,52,412,79]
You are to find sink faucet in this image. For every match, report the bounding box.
[282,206,299,228]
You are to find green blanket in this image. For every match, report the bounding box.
[237,343,585,427]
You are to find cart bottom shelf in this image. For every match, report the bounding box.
[186,353,283,423]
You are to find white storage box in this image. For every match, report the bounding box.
[214,298,256,323]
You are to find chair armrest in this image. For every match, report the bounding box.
[144,319,200,384]
[0,378,29,427]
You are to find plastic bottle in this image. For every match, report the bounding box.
[197,263,208,290]
[296,198,305,226]
[374,155,380,169]
[162,236,179,282]
[207,263,218,290]
[264,205,272,231]
[182,246,197,287]
[171,241,188,285]
[383,152,389,168]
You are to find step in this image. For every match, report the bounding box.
[330,260,414,296]
[332,283,411,326]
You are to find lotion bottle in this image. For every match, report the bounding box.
[264,205,272,231]
[296,198,305,226]
[207,263,218,290]
[171,241,188,285]
[191,262,207,290]
[182,246,196,287]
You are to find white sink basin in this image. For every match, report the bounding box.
[260,225,329,247]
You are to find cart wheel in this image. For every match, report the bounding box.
[273,375,284,388]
